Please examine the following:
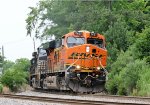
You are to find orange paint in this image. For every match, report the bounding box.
[47,31,107,72]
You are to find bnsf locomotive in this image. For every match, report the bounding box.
[30,30,107,93]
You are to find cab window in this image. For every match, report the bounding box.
[87,38,104,48]
[38,48,47,57]
[67,37,85,47]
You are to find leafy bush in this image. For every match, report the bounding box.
[106,49,135,94]
[14,58,30,72]
[119,59,147,95]
[0,83,3,93]
[3,60,14,72]
[106,46,150,96]
[0,58,30,92]
[136,63,150,96]
[105,75,122,95]
[135,27,150,63]
[1,69,27,91]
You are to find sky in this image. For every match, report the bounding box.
[0,0,40,61]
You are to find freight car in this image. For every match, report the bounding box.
[29,30,107,93]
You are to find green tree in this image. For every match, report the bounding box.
[0,58,30,91]
[3,60,14,72]
[106,44,150,96]
[106,49,135,95]
[135,27,150,63]
[14,58,30,72]
[0,83,3,93]
[0,55,3,68]
[1,68,27,91]
[26,0,111,38]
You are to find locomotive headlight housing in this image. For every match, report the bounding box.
[86,46,90,52]
[76,65,81,69]
[90,32,97,37]
[97,66,100,70]
[96,74,99,78]
[74,31,83,36]
[77,73,80,77]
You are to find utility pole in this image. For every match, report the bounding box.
[33,38,36,52]
[0,45,4,74]
[2,45,4,60]
[0,47,2,74]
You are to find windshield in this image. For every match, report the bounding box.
[87,38,104,48]
[67,37,85,47]
[38,48,47,57]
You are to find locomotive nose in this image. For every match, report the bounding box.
[66,44,107,70]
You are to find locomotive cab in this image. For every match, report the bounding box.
[61,31,107,92]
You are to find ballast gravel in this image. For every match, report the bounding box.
[0,90,150,105]
[16,90,150,105]
[0,97,68,105]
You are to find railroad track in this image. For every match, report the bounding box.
[0,94,150,105]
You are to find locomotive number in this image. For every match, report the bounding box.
[68,52,103,59]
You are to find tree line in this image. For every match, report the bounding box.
[26,0,150,96]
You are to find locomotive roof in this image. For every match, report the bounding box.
[40,30,105,50]
[62,30,105,39]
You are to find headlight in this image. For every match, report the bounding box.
[97,67,100,70]
[77,73,80,77]
[96,75,99,78]
[76,65,81,69]
[86,46,90,52]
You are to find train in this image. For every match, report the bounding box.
[29,30,108,93]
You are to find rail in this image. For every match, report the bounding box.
[0,94,150,105]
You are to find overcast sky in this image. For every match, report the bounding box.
[0,0,40,61]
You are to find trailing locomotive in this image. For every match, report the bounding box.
[29,30,107,93]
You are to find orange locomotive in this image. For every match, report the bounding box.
[30,30,107,93]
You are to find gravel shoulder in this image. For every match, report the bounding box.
[16,90,150,104]
[0,97,68,105]
[0,90,150,105]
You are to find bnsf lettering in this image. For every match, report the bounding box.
[68,52,103,59]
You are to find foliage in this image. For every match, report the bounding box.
[14,58,30,72]
[135,27,150,63]
[3,60,14,72]
[1,69,27,91]
[137,64,150,96]
[119,59,148,95]
[0,83,3,93]
[0,55,3,68]
[106,49,134,95]
[0,58,30,91]
[26,0,111,38]
[106,46,150,96]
